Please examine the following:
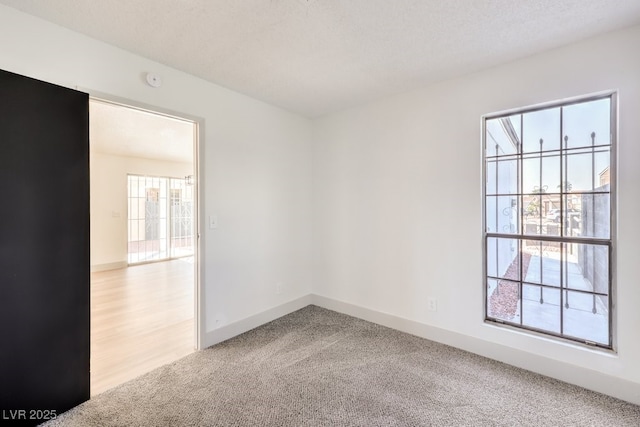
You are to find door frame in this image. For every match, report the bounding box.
[84,89,205,351]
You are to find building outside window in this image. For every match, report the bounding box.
[483,94,615,349]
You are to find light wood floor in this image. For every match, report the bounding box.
[91,258,195,396]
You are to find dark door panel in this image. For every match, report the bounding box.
[0,69,89,425]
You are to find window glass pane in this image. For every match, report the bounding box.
[542,222,561,237]
[497,159,518,194]
[159,177,167,197]
[522,194,561,236]
[564,242,609,294]
[522,157,541,194]
[159,196,167,221]
[487,238,497,278]
[522,195,541,220]
[566,152,593,192]
[594,150,610,189]
[486,196,518,234]
[523,107,560,153]
[563,292,608,345]
[570,193,610,239]
[563,98,610,149]
[487,237,520,281]
[129,176,137,198]
[487,278,520,323]
[138,177,146,197]
[563,206,581,238]
[486,159,497,195]
[486,115,520,157]
[522,240,560,287]
[523,221,540,236]
[522,284,560,333]
[541,155,560,194]
[522,155,560,196]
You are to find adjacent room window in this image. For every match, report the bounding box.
[128,174,195,264]
[483,94,615,349]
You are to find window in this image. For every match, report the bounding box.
[128,174,194,263]
[483,94,615,349]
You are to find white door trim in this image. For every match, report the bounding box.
[84,89,206,351]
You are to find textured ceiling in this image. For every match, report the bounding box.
[3,0,640,117]
[90,100,194,163]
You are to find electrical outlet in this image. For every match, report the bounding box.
[427,297,438,312]
[276,282,283,295]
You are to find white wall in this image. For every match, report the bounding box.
[0,4,314,342]
[312,25,640,402]
[90,151,193,270]
[4,1,640,404]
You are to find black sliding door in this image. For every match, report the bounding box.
[0,69,90,424]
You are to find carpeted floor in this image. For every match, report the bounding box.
[45,305,640,426]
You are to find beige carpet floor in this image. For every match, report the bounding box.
[45,305,640,426]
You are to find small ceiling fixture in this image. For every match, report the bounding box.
[145,72,162,88]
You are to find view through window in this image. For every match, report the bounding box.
[483,94,615,348]
[127,174,194,264]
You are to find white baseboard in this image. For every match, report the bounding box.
[203,295,313,348]
[91,261,127,272]
[310,294,640,406]
[198,293,640,405]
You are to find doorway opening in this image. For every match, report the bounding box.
[89,98,199,396]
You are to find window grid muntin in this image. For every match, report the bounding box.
[127,174,194,265]
[483,93,614,349]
